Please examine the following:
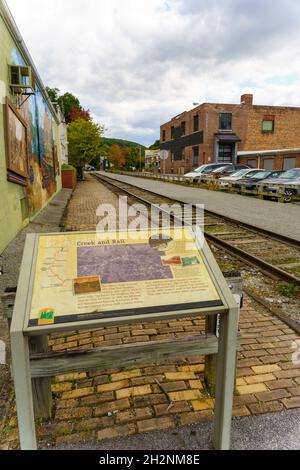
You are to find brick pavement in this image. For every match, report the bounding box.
[1,175,300,449]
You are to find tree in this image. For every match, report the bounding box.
[46,86,60,103]
[58,92,82,123]
[69,106,91,122]
[149,139,160,150]
[68,118,103,179]
[125,147,140,169]
[108,144,126,168]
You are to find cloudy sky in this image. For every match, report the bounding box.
[6,0,300,146]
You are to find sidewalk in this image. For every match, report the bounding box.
[0,188,72,440]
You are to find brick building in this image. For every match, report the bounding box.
[160,94,300,174]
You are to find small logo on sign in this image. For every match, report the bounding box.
[38,308,55,325]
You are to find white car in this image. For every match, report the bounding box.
[219,168,262,187]
[184,163,231,180]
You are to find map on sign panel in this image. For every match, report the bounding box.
[28,227,222,327]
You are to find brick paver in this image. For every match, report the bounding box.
[2,174,300,448]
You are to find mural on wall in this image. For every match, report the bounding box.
[5,100,28,184]
[9,48,57,216]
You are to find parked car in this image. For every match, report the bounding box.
[84,164,96,172]
[261,168,300,201]
[207,164,250,179]
[219,168,262,187]
[184,163,230,181]
[231,170,282,190]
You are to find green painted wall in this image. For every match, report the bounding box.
[0,13,62,254]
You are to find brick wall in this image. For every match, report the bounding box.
[160,95,300,173]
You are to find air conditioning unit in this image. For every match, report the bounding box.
[9,65,35,95]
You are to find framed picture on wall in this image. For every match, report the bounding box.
[5,98,28,186]
[53,145,59,175]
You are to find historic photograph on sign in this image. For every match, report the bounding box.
[73,276,101,295]
[5,100,28,181]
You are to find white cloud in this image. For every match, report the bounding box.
[5,0,300,146]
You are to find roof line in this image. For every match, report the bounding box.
[238,148,300,156]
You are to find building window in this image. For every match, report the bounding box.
[174,148,184,161]
[262,119,274,132]
[283,157,296,170]
[218,143,234,163]
[263,158,275,170]
[192,146,199,166]
[247,159,257,168]
[219,113,232,131]
[193,114,199,132]
[181,121,186,136]
[162,130,166,142]
[171,126,175,139]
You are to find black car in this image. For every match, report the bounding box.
[232,170,283,191]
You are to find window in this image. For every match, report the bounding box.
[162,130,166,142]
[219,113,232,130]
[283,157,296,171]
[247,159,257,168]
[218,143,233,163]
[263,158,275,170]
[192,146,199,166]
[262,120,274,132]
[181,121,186,135]
[173,148,184,161]
[193,114,199,132]
[171,126,175,139]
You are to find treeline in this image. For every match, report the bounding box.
[46,87,157,174]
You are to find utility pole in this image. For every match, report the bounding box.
[139,146,142,172]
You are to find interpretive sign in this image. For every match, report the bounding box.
[28,227,223,327]
[10,226,238,450]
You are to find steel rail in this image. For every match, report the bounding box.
[93,173,300,286]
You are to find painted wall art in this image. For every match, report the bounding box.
[7,48,58,216]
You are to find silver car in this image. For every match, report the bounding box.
[261,168,300,201]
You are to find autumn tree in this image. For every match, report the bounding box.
[68,118,103,179]
[69,106,91,122]
[108,144,126,168]
[46,87,86,123]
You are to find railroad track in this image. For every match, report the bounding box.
[93,173,300,287]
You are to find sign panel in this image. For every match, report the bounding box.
[28,227,223,327]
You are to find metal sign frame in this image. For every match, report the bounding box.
[10,228,239,450]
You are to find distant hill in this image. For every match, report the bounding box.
[101,137,146,150]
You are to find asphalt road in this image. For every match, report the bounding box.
[53,409,300,450]
[99,172,300,242]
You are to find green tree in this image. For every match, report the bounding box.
[125,147,140,169]
[149,139,160,150]
[46,86,60,102]
[58,92,81,123]
[46,87,83,123]
[68,118,103,179]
